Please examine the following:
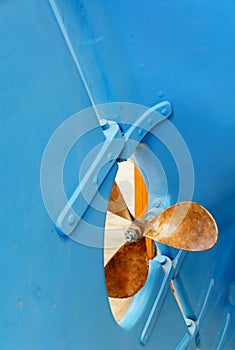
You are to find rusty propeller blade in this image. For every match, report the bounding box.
[144,202,218,251]
[105,201,218,298]
[105,237,149,298]
[108,181,135,222]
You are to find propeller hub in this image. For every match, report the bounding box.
[124,219,152,242]
[125,223,142,242]
[125,230,138,242]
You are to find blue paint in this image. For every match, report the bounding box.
[1,0,235,349]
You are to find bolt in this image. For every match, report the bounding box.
[161,108,168,116]
[153,197,165,210]
[153,198,162,208]
[68,214,76,225]
[125,230,137,242]
[100,119,109,130]
[147,117,153,126]
[107,153,113,161]
[186,319,193,327]
[158,90,164,98]
[145,202,164,222]
[92,175,97,185]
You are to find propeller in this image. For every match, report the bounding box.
[105,237,148,298]
[107,181,135,222]
[105,181,218,298]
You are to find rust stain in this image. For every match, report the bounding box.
[105,237,149,298]
[146,202,218,251]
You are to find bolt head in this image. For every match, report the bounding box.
[100,119,109,130]
[125,231,136,242]
[68,214,76,225]
[158,90,164,98]
[92,175,97,185]
[186,319,193,327]
[161,108,168,116]
[107,153,113,161]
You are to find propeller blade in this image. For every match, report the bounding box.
[144,202,218,251]
[108,181,135,222]
[105,237,149,298]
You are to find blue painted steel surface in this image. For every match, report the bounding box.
[1,1,235,349]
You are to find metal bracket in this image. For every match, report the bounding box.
[56,101,172,236]
[56,121,124,236]
[140,250,190,346]
[174,278,215,350]
[140,254,175,345]
[118,101,172,160]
